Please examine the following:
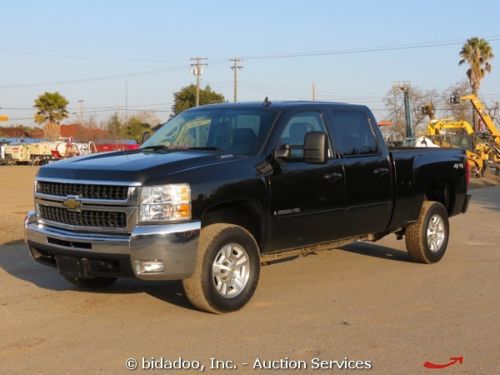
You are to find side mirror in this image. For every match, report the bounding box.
[141,131,151,144]
[274,144,291,159]
[304,131,328,164]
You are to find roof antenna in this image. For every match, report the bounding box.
[263,97,271,107]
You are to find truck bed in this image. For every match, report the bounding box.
[387,147,468,231]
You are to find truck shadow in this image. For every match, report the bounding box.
[0,239,412,311]
[470,186,500,213]
[338,242,411,262]
[0,240,193,310]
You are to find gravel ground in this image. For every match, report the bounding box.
[0,166,499,374]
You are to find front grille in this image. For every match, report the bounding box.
[38,205,126,228]
[37,181,129,200]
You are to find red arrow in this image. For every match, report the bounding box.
[424,356,463,369]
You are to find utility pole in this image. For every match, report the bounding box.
[230,58,243,102]
[312,82,316,101]
[394,81,413,139]
[77,99,84,126]
[190,57,208,106]
[125,80,128,123]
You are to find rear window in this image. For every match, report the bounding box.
[330,111,378,156]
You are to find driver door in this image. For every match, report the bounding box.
[268,110,347,250]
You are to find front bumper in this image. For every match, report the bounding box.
[24,210,200,280]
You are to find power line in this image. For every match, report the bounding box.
[238,36,500,60]
[2,36,498,89]
[0,65,189,88]
[0,47,181,64]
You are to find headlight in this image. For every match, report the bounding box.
[139,184,191,222]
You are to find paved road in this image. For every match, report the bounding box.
[0,167,498,374]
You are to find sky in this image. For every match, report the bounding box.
[1,0,500,127]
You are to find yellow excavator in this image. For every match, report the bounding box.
[423,105,485,177]
[423,94,500,177]
[459,94,500,165]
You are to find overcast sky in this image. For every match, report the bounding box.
[1,0,499,126]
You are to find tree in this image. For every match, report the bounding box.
[459,37,494,131]
[172,84,225,115]
[439,80,472,124]
[459,37,494,96]
[106,112,123,139]
[383,85,438,137]
[135,110,161,127]
[486,101,500,126]
[33,91,69,140]
[123,116,151,143]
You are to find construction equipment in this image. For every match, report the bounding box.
[421,95,500,177]
[3,140,98,165]
[421,102,485,177]
[459,94,500,166]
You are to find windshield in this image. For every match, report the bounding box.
[141,108,278,156]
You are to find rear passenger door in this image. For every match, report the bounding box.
[328,110,392,236]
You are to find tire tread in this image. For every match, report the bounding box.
[405,201,448,264]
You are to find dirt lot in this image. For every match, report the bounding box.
[0,166,499,374]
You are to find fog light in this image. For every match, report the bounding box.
[134,260,165,274]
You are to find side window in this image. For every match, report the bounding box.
[279,112,332,158]
[209,112,275,155]
[330,111,378,156]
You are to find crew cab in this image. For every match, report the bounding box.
[25,101,471,313]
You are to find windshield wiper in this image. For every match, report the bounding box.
[185,146,220,151]
[141,145,220,152]
[140,145,171,151]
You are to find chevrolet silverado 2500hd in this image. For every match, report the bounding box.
[25,101,470,313]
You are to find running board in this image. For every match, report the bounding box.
[260,235,369,265]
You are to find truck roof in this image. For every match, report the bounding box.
[190,100,369,111]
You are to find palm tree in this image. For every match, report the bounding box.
[34,91,69,140]
[459,37,494,130]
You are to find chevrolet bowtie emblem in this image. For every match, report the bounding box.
[63,197,82,210]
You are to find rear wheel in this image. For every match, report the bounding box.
[405,201,449,264]
[183,224,260,314]
[63,275,116,289]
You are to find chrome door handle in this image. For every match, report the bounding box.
[324,172,343,182]
[373,168,389,176]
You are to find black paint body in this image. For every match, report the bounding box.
[37,102,469,253]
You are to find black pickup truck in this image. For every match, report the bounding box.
[25,101,470,313]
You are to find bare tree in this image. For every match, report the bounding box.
[86,114,98,129]
[135,111,161,127]
[383,85,438,137]
[438,80,472,124]
[485,101,500,126]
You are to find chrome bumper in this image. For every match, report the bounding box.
[24,210,200,280]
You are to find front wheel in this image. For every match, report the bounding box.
[405,201,450,263]
[183,224,260,314]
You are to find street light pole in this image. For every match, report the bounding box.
[77,99,84,126]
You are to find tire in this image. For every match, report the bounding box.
[405,201,449,264]
[183,224,260,314]
[63,275,117,289]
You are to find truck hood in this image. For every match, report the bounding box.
[37,149,231,184]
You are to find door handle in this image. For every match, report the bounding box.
[324,172,343,182]
[373,168,389,177]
